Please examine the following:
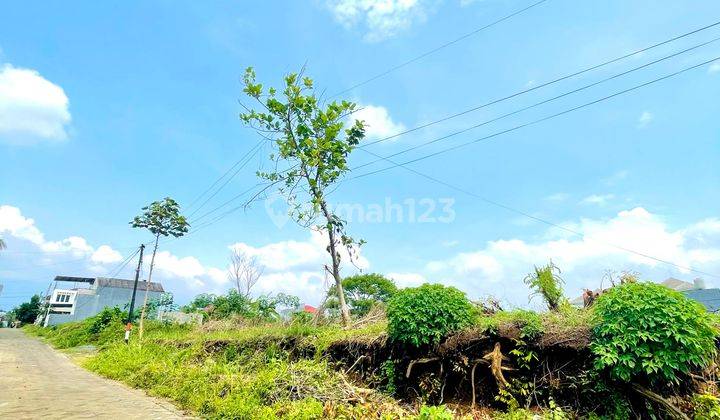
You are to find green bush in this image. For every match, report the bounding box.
[387,283,473,347]
[417,404,454,419]
[591,282,717,383]
[89,307,125,334]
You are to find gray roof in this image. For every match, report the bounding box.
[683,289,720,313]
[55,276,164,292]
[95,277,164,292]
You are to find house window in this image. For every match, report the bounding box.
[56,293,71,303]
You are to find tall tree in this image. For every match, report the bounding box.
[240,67,366,325]
[130,197,189,339]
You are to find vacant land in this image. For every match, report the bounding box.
[0,329,190,419]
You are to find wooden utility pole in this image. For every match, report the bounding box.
[126,244,145,325]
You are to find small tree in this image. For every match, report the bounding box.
[326,273,397,317]
[130,197,189,339]
[228,249,264,298]
[11,295,42,324]
[239,67,366,325]
[523,262,565,311]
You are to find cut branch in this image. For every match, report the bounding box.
[631,383,689,420]
[405,357,440,379]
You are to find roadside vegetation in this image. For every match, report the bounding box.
[23,267,720,419]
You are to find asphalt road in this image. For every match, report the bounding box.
[0,328,190,419]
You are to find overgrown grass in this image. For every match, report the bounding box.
[21,306,601,419]
[476,304,594,341]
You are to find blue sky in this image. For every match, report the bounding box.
[1,0,720,310]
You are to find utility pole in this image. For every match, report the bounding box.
[125,244,145,343]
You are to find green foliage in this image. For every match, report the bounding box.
[497,399,570,419]
[201,290,301,322]
[417,404,453,420]
[25,307,127,349]
[387,283,473,347]
[591,282,717,383]
[327,273,397,317]
[693,393,720,419]
[10,294,42,324]
[130,197,189,238]
[145,292,177,319]
[88,307,125,334]
[380,359,397,395]
[523,262,565,311]
[239,68,364,239]
[181,293,215,313]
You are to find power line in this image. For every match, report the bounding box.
[353,36,720,171]
[330,0,550,97]
[174,0,549,225]
[360,19,720,147]
[189,183,263,225]
[187,139,264,217]
[342,88,720,278]
[351,55,720,180]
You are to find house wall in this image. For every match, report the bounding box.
[46,287,164,326]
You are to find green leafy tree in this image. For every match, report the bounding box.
[11,295,42,324]
[592,282,717,383]
[130,197,189,338]
[146,293,178,319]
[239,67,366,325]
[326,273,397,317]
[523,262,565,311]
[182,293,216,313]
[387,283,474,347]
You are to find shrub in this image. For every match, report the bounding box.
[591,282,717,383]
[89,307,124,334]
[523,262,565,311]
[387,283,473,347]
[417,404,454,419]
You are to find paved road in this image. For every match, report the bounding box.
[0,328,190,419]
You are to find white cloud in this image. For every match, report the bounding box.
[90,245,123,264]
[0,204,122,264]
[326,0,430,42]
[422,207,720,307]
[637,110,653,128]
[352,104,406,140]
[441,240,459,247]
[0,205,45,245]
[226,230,370,303]
[708,62,720,74]
[387,272,426,287]
[0,64,71,144]
[581,194,614,206]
